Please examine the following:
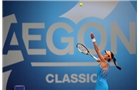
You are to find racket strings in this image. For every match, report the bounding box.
[78,45,88,54]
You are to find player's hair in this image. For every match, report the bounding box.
[110,52,121,70]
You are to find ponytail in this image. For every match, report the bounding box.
[113,58,121,70]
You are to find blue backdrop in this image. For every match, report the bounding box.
[3,1,137,90]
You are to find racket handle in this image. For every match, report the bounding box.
[90,54,98,60]
[93,55,98,60]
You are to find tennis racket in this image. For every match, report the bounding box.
[76,43,98,61]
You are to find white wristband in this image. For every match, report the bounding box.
[92,38,96,42]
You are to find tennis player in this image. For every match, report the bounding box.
[90,32,121,90]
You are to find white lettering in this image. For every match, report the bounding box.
[55,74,62,83]
[71,74,78,83]
[79,74,86,83]
[22,23,46,55]
[62,74,70,83]
[46,74,97,83]
[46,74,54,83]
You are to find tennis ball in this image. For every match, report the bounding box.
[80,3,83,6]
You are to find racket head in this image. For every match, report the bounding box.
[76,43,90,55]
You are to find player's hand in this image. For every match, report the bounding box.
[97,58,100,62]
[90,32,95,39]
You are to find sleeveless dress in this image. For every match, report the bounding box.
[95,63,110,90]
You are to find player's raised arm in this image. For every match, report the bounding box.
[90,32,105,63]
